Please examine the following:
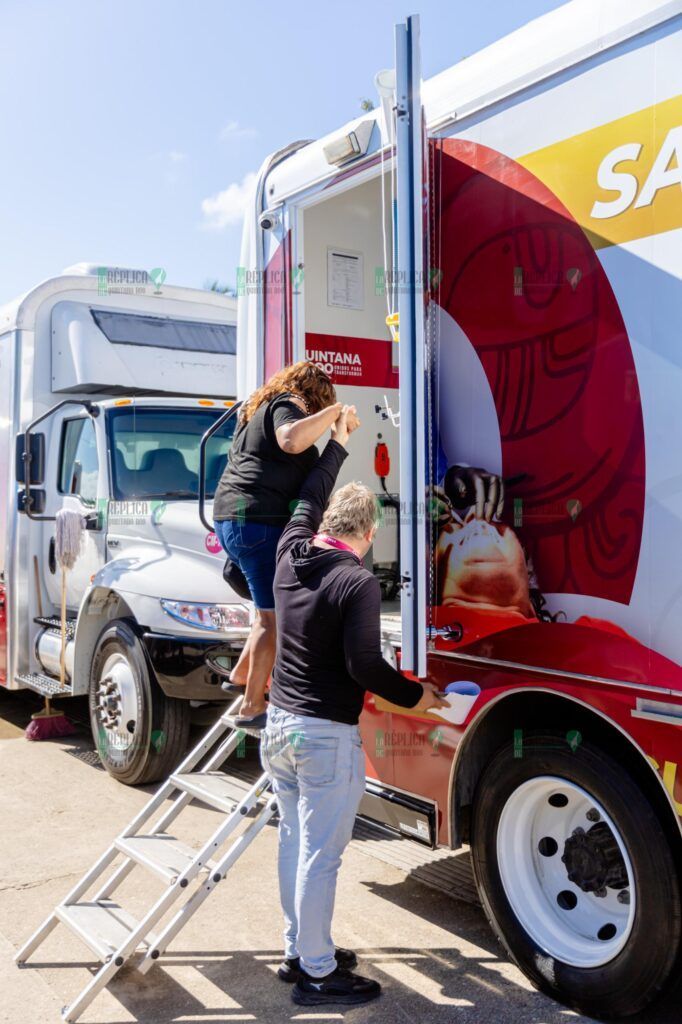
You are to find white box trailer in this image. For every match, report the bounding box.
[237,1,682,1015]
[0,265,251,784]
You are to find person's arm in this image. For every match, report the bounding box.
[342,575,447,712]
[276,439,347,560]
[276,405,357,561]
[275,400,343,454]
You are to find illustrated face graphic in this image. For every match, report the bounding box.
[436,517,533,617]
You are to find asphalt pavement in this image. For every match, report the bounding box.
[1,687,681,1024]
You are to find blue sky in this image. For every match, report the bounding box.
[0,0,566,305]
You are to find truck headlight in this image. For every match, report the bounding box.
[160,599,250,631]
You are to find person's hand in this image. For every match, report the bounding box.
[443,465,505,522]
[412,681,449,714]
[345,405,360,434]
[331,405,359,446]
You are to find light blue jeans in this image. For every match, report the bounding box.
[260,705,366,978]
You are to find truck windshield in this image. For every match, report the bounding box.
[108,406,237,501]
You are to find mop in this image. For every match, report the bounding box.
[26,509,83,740]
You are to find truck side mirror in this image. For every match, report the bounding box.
[15,432,46,485]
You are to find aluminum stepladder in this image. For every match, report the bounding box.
[15,696,278,1023]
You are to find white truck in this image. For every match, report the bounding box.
[0,264,250,783]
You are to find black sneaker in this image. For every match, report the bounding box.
[278,947,358,983]
[291,966,381,1006]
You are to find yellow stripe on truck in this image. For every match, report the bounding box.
[519,93,682,249]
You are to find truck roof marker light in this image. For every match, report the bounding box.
[223,400,235,407]
[114,398,132,406]
[323,120,374,167]
[198,399,215,406]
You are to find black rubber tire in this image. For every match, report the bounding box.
[471,733,681,1019]
[89,619,190,786]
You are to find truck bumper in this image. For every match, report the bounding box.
[141,631,246,701]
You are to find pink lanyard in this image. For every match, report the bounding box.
[313,533,362,563]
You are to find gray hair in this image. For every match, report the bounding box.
[320,481,379,538]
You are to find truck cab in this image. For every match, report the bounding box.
[0,265,250,783]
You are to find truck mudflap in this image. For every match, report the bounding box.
[141,632,246,701]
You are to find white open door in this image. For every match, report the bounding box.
[395,14,428,677]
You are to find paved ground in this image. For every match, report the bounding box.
[1,688,681,1024]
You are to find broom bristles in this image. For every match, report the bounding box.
[26,710,77,741]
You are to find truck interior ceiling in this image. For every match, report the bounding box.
[301,170,401,600]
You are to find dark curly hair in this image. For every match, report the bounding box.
[240,361,336,424]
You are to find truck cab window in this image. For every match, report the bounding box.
[108,407,235,501]
[59,417,99,506]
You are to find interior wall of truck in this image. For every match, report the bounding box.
[298,172,401,600]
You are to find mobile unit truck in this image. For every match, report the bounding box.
[0,265,250,784]
[236,0,682,1015]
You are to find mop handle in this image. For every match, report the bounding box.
[60,568,67,689]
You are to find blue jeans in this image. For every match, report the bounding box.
[214,519,283,610]
[260,705,366,978]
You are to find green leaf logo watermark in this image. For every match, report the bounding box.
[428,727,444,753]
[291,266,304,290]
[151,501,167,525]
[149,267,167,293]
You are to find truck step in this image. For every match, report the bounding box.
[171,772,258,813]
[34,616,76,642]
[115,834,211,885]
[55,901,144,962]
[16,671,72,698]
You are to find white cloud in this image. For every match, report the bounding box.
[168,150,187,163]
[220,120,257,142]
[201,171,257,229]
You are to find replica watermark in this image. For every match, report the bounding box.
[236,266,304,297]
[513,728,583,758]
[375,728,444,758]
[97,266,167,297]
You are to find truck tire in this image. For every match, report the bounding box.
[89,620,190,786]
[470,732,681,1018]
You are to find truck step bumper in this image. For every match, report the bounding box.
[16,671,73,697]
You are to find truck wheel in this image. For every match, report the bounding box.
[471,733,681,1018]
[89,620,190,786]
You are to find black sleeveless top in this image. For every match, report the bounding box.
[213,393,319,526]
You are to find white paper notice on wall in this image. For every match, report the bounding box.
[327,248,364,310]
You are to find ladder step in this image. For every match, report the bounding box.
[115,834,209,885]
[16,671,72,698]
[171,772,257,813]
[34,615,77,642]
[55,901,142,962]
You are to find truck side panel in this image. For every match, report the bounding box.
[426,16,682,683]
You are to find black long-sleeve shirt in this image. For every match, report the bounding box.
[270,438,422,724]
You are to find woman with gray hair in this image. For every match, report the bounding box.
[262,405,446,1009]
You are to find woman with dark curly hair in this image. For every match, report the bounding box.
[213,361,352,726]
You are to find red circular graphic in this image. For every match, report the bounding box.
[205,532,222,556]
[433,139,645,604]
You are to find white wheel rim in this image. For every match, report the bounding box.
[496,776,636,967]
[94,652,139,755]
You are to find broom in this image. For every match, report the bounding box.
[26,510,83,740]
